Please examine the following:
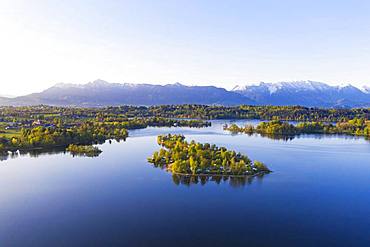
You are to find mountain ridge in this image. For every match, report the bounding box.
[233,80,370,107]
[1,80,369,107]
[1,80,253,106]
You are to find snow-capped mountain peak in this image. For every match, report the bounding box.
[23,79,370,108]
[53,82,77,88]
[231,85,247,91]
[272,81,331,92]
[232,80,370,107]
[233,81,332,94]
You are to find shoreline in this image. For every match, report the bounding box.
[167,170,271,178]
[1,145,67,153]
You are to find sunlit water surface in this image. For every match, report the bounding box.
[0,120,369,247]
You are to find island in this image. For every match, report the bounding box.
[224,118,370,138]
[66,144,102,157]
[148,134,270,177]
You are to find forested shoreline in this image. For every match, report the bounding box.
[0,113,210,154]
[224,118,370,138]
[1,105,369,122]
[0,105,369,154]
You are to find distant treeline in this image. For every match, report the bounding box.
[1,105,368,122]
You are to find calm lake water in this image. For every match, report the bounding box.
[0,120,369,247]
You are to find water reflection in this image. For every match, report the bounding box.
[20,148,66,157]
[0,139,128,162]
[171,173,267,188]
[0,146,103,162]
[1,124,370,247]
[238,132,368,142]
[0,148,64,161]
[255,133,296,141]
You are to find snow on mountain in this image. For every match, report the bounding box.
[233,81,333,95]
[264,81,332,94]
[6,80,252,106]
[1,80,369,107]
[233,81,370,107]
[53,82,80,88]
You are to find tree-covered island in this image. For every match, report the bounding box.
[148,134,270,176]
[224,118,370,138]
[66,144,102,157]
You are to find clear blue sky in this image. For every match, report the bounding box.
[1,0,370,95]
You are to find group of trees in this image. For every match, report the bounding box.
[0,106,211,132]
[0,115,210,153]
[224,118,370,138]
[139,105,369,121]
[89,117,211,130]
[148,134,270,176]
[66,144,102,157]
[1,104,369,154]
[1,105,369,123]
[0,121,129,152]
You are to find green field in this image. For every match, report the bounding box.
[0,128,21,138]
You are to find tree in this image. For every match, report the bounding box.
[189,156,197,174]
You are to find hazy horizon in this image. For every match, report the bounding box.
[2,0,370,96]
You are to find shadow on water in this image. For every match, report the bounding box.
[171,173,267,188]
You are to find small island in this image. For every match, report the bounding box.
[148,134,270,177]
[66,144,102,157]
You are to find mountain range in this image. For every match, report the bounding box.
[1,80,369,108]
[232,81,370,107]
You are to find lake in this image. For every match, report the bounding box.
[0,120,369,247]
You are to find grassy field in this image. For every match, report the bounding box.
[0,128,21,138]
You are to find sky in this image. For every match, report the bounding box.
[1,0,370,96]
